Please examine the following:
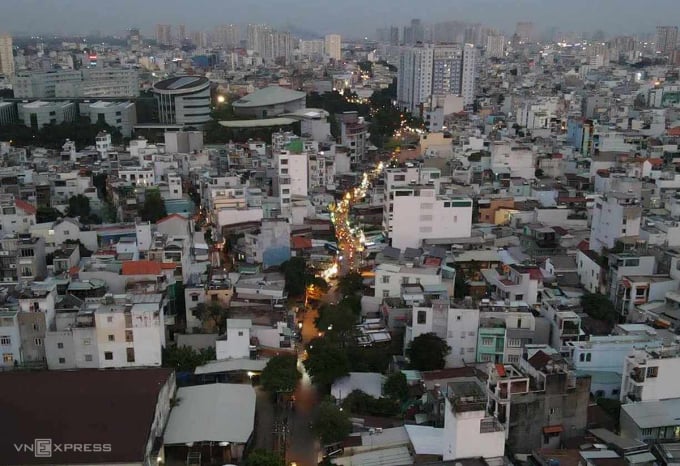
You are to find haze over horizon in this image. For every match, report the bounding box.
[1,0,680,39]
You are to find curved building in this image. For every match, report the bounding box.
[152,76,211,127]
[232,86,306,119]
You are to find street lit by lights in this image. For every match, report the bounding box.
[247,371,255,378]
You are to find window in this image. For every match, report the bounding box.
[0,336,10,345]
[461,331,466,338]
[280,168,288,175]
[125,330,133,343]
[467,347,475,353]
[515,294,524,301]
[482,337,493,346]
[126,347,135,363]
[58,357,66,364]
[460,347,465,355]
[383,290,390,298]
[280,159,289,165]
[457,315,461,320]
[586,353,592,362]
[549,407,559,415]
[507,339,521,348]
[382,275,390,284]
[108,335,115,342]
[507,354,520,363]
[394,175,406,182]
[238,331,244,337]
[34,338,43,346]
[2,353,13,363]
[57,342,63,349]
[107,316,113,323]
[579,353,585,362]
[83,338,91,346]
[417,311,427,324]
[211,294,219,302]
[647,366,659,378]
[84,354,93,362]
[104,352,113,360]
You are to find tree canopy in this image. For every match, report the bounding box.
[581,293,618,323]
[314,303,358,345]
[312,400,352,445]
[260,354,301,394]
[196,301,230,334]
[383,372,409,402]
[66,194,100,223]
[338,271,364,297]
[162,345,215,372]
[36,206,63,223]
[304,337,351,387]
[341,390,400,417]
[244,449,285,466]
[140,189,168,223]
[406,333,451,371]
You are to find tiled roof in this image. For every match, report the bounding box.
[121,260,164,275]
[291,236,312,249]
[156,213,188,224]
[15,199,37,215]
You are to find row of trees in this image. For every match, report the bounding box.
[0,120,123,149]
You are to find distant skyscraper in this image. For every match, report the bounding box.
[177,24,186,44]
[486,33,506,59]
[325,34,342,60]
[0,34,14,78]
[247,24,270,56]
[515,21,534,44]
[155,24,172,46]
[398,43,477,114]
[390,26,400,46]
[411,19,424,43]
[128,28,141,52]
[656,26,678,54]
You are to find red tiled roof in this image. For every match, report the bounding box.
[552,226,569,236]
[291,236,312,249]
[528,268,544,281]
[596,169,610,178]
[577,240,590,252]
[156,213,187,224]
[15,199,37,215]
[496,364,506,377]
[160,262,177,270]
[528,350,551,370]
[121,260,163,275]
[648,158,664,167]
[667,126,680,136]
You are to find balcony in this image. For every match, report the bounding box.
[561,321,580,336]
[630,368,645,383]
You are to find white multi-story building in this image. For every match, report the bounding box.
[0,195,37,235]
[387,186,473,249]
[80,101,137,137]
[338,112,368,163]
[406,300,480,367]
[489,141,535,180]
[443,380,505,461]
[300,39,325,58]
[374,262,444,300]
[486,34,505,59]
[0,34,14,78]
[589,193,642,253]
[152,76,211,127]
[17,101,76,129]
[216,319,253,359]
[0,310,21,368]
[620,345,680,403]
[325,34,342,60]
[13,68,139,99]
[45,293,166,370]
[277,149,308,219]
[397,44,434,115]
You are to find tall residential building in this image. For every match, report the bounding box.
[155,24,172,45]
[128,28,141,52]
[515,21,534,43]
[390,26,400,46]
[398,43,477,114]
[656,26,678,54]
[403,18,425,45]
[177,24,187,44]
[0,34,14,78]
[461,43,477,106]
[325,34,342,60]
[216,24,240,48]
[267,31,293,64]
[486,33,506,58]
[247,24,270,56]
[300,39,325,58]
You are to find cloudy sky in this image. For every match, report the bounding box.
[0,0,678,38]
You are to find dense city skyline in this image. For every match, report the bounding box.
[2,0,680,39]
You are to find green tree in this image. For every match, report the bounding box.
[312,400,352,445]
[339,294,361,315]
[341,390,400,417]
[162,345,215,372]
[338,271,363,296]
[581,293,618,323]
[383,372,409,402]
[66,194,92,219]
[406,333,451,371]
[304,337,351,387]
[36,206,63,223]
[314,303,358,344]
[140,189,167,223]
[244,449,285,466]
[260,354,301,394]
[280,256,308,296]
[196,301,230,334]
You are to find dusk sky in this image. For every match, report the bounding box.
[1,0,680,38]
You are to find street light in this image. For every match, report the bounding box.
[216,95,226,103]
